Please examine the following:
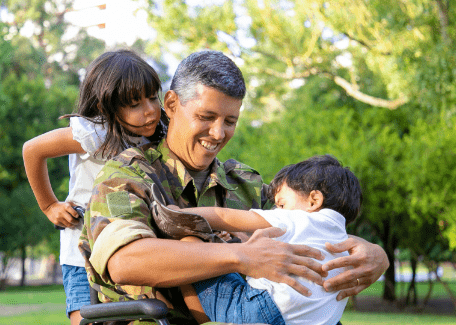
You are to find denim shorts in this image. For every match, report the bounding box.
[193,273,286,324]
[62,264,91,317]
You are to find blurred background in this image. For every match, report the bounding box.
[0,0,455,324]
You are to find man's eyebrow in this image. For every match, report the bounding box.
[199,110,240,119]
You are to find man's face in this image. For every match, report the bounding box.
[165,84,241,171]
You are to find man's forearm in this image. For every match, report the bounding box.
[108,237,241,287]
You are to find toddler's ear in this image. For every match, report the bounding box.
[163,90,179,118]
[307,190,324,212]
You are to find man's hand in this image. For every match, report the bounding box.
[44,201,80,229]
[322,236,389,301]
[238,227,327,297]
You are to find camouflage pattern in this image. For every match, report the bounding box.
[79,139,272,325]
[150,183,226,243]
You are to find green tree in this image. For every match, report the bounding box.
[0,32,79,285]
[143,0,456,302]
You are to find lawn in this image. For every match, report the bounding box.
[0,283,455,325]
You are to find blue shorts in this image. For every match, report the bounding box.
[62,264,91,318]
[193,273,286,324]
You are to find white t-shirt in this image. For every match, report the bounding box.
[60,117,150,266]
[248,208,349,325]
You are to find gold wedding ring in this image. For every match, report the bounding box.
[356,278,360,286]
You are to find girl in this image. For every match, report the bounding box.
[22,49,167,325]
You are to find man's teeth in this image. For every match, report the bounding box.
[200,140,217,150]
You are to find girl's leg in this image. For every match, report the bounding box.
[69,310,83,325]
[62,265,91,325]
[180,236,211,324]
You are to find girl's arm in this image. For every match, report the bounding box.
[23,127,86,228]
[181,207,272,232]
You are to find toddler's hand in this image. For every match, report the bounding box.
[43,201,80,229]
[216,231,232,242]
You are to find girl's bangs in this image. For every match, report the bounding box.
[116,63,161,108]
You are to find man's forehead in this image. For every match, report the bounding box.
[181,84,242,114]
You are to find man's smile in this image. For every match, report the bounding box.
[200,140,218,151]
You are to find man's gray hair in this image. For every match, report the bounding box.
[170,50,246,105]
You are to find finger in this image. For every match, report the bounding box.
[336,284,367,301]
[60,213,78,228]
[323,268,359,292]
[322,254,356,272]
[66,206,80,219]
[293,244,325,261]
[56,218,72,229]
[292,254,327,277]
[287,263,324,286]
[324,238,356,254]
[250,227,286,240]
[277,274,312,297]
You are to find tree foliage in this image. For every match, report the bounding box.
[143,0,456,301]
[0,0,102,285]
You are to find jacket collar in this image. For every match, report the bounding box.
[156,139,237,200]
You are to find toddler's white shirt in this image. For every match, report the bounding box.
[248,208,349,325]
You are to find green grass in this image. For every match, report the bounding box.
[0,284,67,324]
[1,283,455,325]
[0,308,67,325]
[341,311,456,324]
[0,284,65,305]
[358,280,456,299]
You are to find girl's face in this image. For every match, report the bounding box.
[118,93,161,138]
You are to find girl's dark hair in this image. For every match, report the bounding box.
[268,155,363,224]
[61,49,168,159]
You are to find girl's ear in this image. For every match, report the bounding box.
[306,190,324,212]
[164,90,179,118]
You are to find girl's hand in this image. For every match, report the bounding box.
[43,201,80,229]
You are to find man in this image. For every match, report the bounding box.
[79,51,389,325]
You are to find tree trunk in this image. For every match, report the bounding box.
[51,257,58,284]
[406,256,418,306]
[19,245,26,287]
[423,278,434,306]
[382,222,396,301]
[434,266,456,308]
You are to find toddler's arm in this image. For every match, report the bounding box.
[23,127,85,228]
[181,206,272,233]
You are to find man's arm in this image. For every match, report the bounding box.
[108,227,325,297]
[180,207,272,232]
[85,159,327,297]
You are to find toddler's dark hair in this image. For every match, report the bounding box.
[268,155,363,224]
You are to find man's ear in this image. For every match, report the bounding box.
[163,90,179,118]
[307,190,324,212]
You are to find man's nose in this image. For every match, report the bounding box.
[209,121,225,140]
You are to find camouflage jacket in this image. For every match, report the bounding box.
[78,139,272,325]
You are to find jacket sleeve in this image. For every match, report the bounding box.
[80,157,158,284]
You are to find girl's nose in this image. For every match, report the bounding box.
[144,99,158,116]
